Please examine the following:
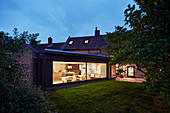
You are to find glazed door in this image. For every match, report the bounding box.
[127,66,135,77]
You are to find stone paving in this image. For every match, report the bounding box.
[115,77,147,83]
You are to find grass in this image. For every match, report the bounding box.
[50,80,158,113]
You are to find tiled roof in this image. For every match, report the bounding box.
[35,35,109,53]
[35,42,65,53]
[62,35,108,50]
[22,44,39,53]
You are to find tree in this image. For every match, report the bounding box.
[0,28,40,83]
[0,29,53,112]
[103,0,170,106]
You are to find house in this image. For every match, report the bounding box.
[21,27,145,90]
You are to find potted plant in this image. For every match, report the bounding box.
[117,69,125,78]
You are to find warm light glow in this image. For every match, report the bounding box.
[84,40,89,43]
[53,61,84,64]
[91,74,95,77]
[67,66,72,69]
[128,66,134,76]
[53,61,107,84]
[123,66,126,71]
[69,41,73,44]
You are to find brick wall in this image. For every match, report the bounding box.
[117,64,146,78]
[19,49,35,87]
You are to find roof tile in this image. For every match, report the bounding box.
[63,35,108,50]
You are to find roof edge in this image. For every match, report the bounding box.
[69,35,106,39]
[44,49,111,59]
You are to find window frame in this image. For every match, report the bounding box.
[127,66,135,77]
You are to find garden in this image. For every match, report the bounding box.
[50,80,162,113]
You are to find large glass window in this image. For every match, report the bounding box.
[53,61,107,84]
[53,61,86,84]
[87,63,107,80]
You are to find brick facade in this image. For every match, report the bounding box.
[19,48,36,87]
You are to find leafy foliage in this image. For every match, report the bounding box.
[103,0,170,105]
[0,28,41,83]
[0,29,53,112]
[0,80,53,113]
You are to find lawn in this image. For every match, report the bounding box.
[50,80,158,113]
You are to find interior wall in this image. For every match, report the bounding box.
[87,63,107,78]
[100,64,106,78]
[52,61,108,85]
[53,63,66,72]
[111,65,116,75]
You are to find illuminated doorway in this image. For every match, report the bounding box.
[127,66,135,77]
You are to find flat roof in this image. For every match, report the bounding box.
[44,49,112,59]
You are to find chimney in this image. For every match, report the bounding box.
[48,37,52,45]
[95,27,100,37]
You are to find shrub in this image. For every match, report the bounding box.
[0,29,54,113]
[0,79,53,113]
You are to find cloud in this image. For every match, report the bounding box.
[0,0,135,43]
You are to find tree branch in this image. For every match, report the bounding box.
[135,63,148,76]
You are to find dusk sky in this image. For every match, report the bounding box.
[0,0,136,43]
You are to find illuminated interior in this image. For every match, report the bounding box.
[127,66,135,77]
[53,61,107,84]
[86,63,106,80]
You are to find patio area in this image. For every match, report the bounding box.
[115,77,147,83]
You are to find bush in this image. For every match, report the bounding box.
[0,79,53,113]
[0,29,54,113]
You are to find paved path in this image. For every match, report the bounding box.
[115,77,147,83]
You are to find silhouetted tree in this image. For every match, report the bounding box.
[103,0,170,107]
[0,29,53,113]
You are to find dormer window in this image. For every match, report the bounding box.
[69,41,73,44]
[84,40,89,44]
